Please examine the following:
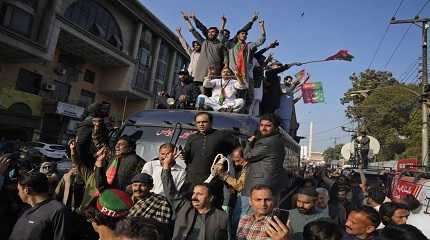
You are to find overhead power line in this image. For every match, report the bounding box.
[368,0,405,69]
[384,0,430,68]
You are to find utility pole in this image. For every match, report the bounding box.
[391,17,429,167]
[308,121,313,161]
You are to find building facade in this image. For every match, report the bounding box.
[0,0,189,143]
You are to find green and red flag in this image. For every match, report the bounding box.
[325,50,354,61]
[302,82,325,104]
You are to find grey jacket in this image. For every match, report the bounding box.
[242,133,286,196]
[161,169,228,240]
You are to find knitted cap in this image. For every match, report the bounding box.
[96,189,132,218]
[131,173,153,185]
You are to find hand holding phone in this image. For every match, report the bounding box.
[272,208,289,224]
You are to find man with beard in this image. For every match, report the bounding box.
[289,188,329,240]
[237,185,290,240]
[343,206,381,240]
[182,14,228,84]
[223,18,266,111]
[241,113,286,214]
[316,187,346,226]
[93,119,145,192]
[379,202,410,227]
[176,27,201,78]
[75,101,111,169]
[171,69,201,109]
[161,149,228,240]
[141,143,186,197]
[127,173,172,225]
[183,111,237,208]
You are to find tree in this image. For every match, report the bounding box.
[341,69,421,161]
[323,144,343,161]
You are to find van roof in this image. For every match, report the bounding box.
[128,110,259,136]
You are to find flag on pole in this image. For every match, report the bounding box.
[302,82,325,104]
[325,50,354,61]
[295,69,306,81]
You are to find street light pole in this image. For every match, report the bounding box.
[391,17,429,167]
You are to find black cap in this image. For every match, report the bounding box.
[131,173,153,185]
[178,68,189,75]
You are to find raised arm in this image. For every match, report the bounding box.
[91,118,109,151]
[255,40,279,58]
[266,62,302,76]
[182,11,204,43]
[94,148,109,192]
[249,20,266,51]
[161,150,185,212]
[69,139,93,183]
[191,12,208,37]
[176,27,192,56]
[237,12,259,35]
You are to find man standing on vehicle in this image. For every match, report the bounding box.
[241,113,286,214]
[183,111,238,208]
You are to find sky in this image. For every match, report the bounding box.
[139,0,428,152]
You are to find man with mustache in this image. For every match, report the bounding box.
[342,206,381,240]
[183,111,237,208]
[289,188,329,240]
[161,149,228,240]
[127,173,172,225]
[141,143,186,197]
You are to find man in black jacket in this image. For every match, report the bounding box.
[242,113,286,214]
[183,112,237,207]
[9,172,71,240]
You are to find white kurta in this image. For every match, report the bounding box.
[202,77,247,112]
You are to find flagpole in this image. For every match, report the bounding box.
[300,59,329,65]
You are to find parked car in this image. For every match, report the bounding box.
[24,142,67,160]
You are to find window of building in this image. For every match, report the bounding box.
[0,3,33,36]
[64,0,123,49]
[134,30,153,92]
[84,69,96,84]
[79,89,95,107]
[16,0,38,8]
[16,69,42,95]
[53,80,70,102]
[155,42,171,85]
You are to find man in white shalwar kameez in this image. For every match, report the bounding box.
[202,67,247,112]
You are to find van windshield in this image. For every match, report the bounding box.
[121,125,197,161]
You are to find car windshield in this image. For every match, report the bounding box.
[121,125,197,161]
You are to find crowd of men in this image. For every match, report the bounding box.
[0,11,429,240]
[158,11,304,119]
[1,109,429,240]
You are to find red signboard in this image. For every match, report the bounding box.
[396,158,418,172]
[395,179,417,198]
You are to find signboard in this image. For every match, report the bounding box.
[396,158,418,172]
[392,176,417,199]
[56,102,85,119]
